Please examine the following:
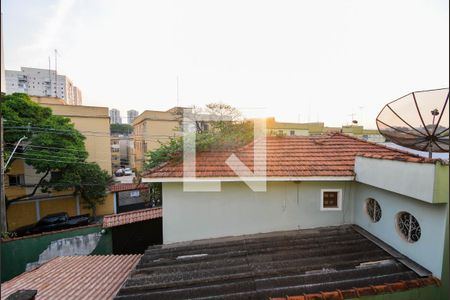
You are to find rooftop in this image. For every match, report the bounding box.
[110,183,148,193]
[1,255,142,300]
[103,207,162,228]
[114,225,437,300]
[144,133,432,180]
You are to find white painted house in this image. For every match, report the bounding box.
[143,134,449,279]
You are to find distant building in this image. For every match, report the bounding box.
[132,108,183,171]
[1,14,5,93]
[127,109,139,124]
[259,117,384,142]
[5,67,82,105]
[110,108,122,124]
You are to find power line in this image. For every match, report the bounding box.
[5,143,89,154]
[5,128,176,138]
[12,156,104,164]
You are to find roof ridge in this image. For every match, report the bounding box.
[333,132,435,162]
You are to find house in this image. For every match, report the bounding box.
[140,133,448,298]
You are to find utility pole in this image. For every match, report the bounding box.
[1,112,7,232]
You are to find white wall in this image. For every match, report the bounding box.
[162,181,355,244]
[355,156,436,203]
[353,182,447,278]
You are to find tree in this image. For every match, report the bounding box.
[110,123,133,135]
[48,163,113,218]
[144,103,254,170]
[1,93,88,208]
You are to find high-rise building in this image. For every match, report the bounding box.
[1,14,5,93]
[127,109,139,124]
[5,67,82,105]
[110,108,122,124]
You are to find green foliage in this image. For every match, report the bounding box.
[144,103,254,170]
[1,231,17,240]
[145,137,183,169]
[141,183,162,207]
[110,123,133,135]
[1,93,109,212]
[48,163,113,217]
[1,93,88,173]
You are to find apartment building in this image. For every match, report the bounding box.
[132,108,182,172]
[111,136,121,171]
[127,109,139,124]
[1,15,5,93]
[110,108,122,124]
[5,67,82,105]
[5,97,114,230]
[262,117,384,142]
[110,134,134,171]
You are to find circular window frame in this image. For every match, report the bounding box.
[365,198,382,223]
[396,211,421,243]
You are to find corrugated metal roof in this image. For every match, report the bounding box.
[144,133,432,179]
[1,255,142,300]
[103,208,162,228]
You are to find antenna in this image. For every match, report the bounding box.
[358,106,364,125]
[176,76,180,106]
[54,49,58,98]
[376,88,449,158]
[349,112,356,124]
[48,56,52,96]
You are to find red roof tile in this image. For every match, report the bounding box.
[269,276,440,300]
[0,255,142,300]
[110,183,147,193]
[144,133,432,179]
[102,207,162,228]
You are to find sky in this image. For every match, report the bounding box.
[2,0,449,127]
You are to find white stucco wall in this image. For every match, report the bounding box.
[353,182,448,278]
[355,157,436,203]
[162,181,355,244]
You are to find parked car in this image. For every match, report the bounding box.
[13,212,90,237]
[115,168,124,177]
[123,168,133,176]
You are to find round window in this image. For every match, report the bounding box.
[365,198,382,223]
[396,212,421,243]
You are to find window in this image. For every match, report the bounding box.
[8,174,25,186]
[130,191,140,197]
[396,212,421,243]
[320,189,342,211]
[290,130,295,136]
[366,198,382,222]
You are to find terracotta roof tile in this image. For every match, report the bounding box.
[102,207,162,228]
[1,255,142,300]
[144,133,432,179]
[269,276,440,300]
[110,183,147,193]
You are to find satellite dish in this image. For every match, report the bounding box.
[376,88,449,158]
